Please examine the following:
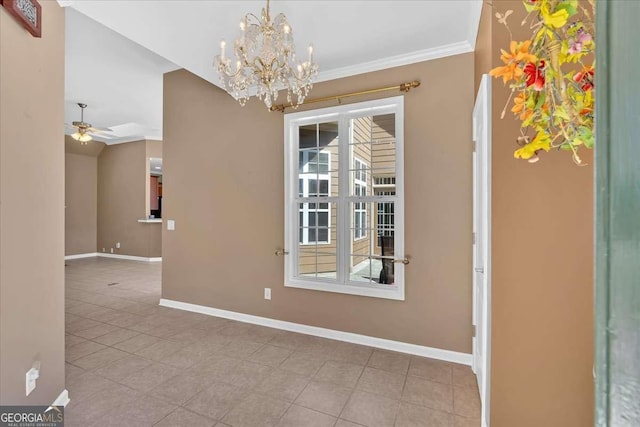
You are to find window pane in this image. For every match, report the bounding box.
[319,180,329,195]
[350,113,396,198]
[318,212,329,227]
[298,250,337,279]
[350,255,377,284]
[299,124,317,149]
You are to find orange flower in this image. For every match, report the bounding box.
[511,92,532,120]
[490,40,538,84]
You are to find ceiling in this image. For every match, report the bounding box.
[65,8,178,144]
[62,1,482,143]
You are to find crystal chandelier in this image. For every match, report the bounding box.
[213,0,318,110]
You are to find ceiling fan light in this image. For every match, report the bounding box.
[78,133,92,143]
[71,132,82,141]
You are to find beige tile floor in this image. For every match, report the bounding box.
[65,258,480,427]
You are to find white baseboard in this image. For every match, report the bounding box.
[52,389,69,407]
[65,253,161,262]
[64,253,98,260]
[159,298,472,366]
[98,253,162,262]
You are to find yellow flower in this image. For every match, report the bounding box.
[514,131,551,160]
[541,2,569,28]
[489,40,537,84]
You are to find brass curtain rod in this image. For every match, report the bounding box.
[270,80,421,112]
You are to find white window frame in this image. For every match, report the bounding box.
[353,157,367,241]
[298,150,331,245]
[284,97,405,300]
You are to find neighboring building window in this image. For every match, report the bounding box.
[298,151,330,244]
[284,97,405,300]
[354,158,367,240]
[376,190,395,237]
[374,176,396,186]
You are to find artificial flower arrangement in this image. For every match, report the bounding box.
[490,0,595,164]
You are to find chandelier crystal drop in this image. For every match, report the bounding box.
[213,0,318,110]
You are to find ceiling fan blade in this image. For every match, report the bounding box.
[87,126,112,134]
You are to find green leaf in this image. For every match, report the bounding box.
[555,106,571,121]
[556,1,578,18]
[522,0,537,13]
[534,92,546,110]
[579,126,595,148]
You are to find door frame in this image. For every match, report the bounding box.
[595,1,640,425]
[472,74,492,427]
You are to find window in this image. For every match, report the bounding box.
[353,158,367,240]
[284,97,405,300]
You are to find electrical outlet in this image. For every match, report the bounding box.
[264,288,271,300]
[116,242,120,249]
[167,220,175,231]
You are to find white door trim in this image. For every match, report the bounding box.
[472,74,492,427]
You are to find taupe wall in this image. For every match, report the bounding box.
[65,138,104,256]
[0,2,66,404]
[163,53,474,352]
[475,1,595,424]
[98,141,161,258]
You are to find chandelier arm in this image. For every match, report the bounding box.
[246,13,262,25]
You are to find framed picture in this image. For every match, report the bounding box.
[1,0,42,38]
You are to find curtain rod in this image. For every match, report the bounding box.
[270,80,421,112]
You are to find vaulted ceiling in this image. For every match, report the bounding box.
[62,1,482,144]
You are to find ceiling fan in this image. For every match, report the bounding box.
[67,103,110,144]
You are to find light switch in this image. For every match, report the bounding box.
[167,220,175,231]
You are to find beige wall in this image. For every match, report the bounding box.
[163,52,474,352]
[65,138,104,256]
[97,141,161,258]
[0,2,66,405]
[475,1,595,424]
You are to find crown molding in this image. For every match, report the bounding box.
[315,40,474,84]
[57,1,73,7]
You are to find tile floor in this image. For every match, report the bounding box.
[64,257,480,427]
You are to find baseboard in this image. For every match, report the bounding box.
[98,253,162,262]
[64,253,98,260]
[52,389,69,407]
[159,298,473,366]
[65,253,161,262]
